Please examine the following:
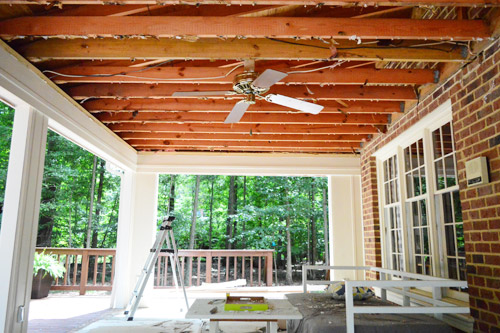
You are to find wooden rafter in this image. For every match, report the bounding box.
[107,122,381,134]
[93,111,389,125]
[133,146,358,153]
[47,66,436,85]
[19,38,468,62]
[82,99,402,114]
[0,16,490,40]
[66,83,417,101]
[117,132,369,142]
[0,0,497,6]
[126,139,361,148]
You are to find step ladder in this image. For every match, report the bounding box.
[124,216,189,321]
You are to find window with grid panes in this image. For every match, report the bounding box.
[382,155,404,271]
[432,123,466,286]
[404,139,432,276]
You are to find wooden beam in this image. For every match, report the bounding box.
[48,66,436,85]
[67,83,417,101]
[133,146,357,153]
[46,4,164,16]
[0,16,489,40]
[0,1,497,7]
[83,99,402,114]
[94,111,389,124]
[19,38,468,62]
[126,139,361,148]
[118,131,369,142]
[107,122,381,134]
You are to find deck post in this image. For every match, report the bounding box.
[110,171,158,308]
[328,175,363,281]
[0,105,48,333]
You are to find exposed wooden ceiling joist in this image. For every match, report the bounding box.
[67,83,417,101]
[125,139,361,148]
[0,0,497,6]
[82,99,403,114]
[93,111,389,125]
[47,66,436,85]
[18,38,468,62]
[117,132,369,142]
[132,146,358,153]
[107,122,381,134]
[0,16,490,40]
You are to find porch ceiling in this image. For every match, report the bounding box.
[0,1,497,155]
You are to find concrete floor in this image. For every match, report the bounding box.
[28,286,322,332]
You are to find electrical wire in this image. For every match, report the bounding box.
[266,37,464,53]
[44,62,244,82]
[287,60,346,74]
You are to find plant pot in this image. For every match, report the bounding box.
[31,270,54,299]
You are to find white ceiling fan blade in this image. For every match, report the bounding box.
[266,94,324,115]
[252,69,288,89]
[172,91,234,97]
[224,101,250,124]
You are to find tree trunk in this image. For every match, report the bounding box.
[91,159,106,248]
[168,174,176,215]
[310,181,317,266]
[226,176,236,249]
[285,189,293,285]
[242,176,247,248]
[208,176,215,249]
[322,188,329,265]
[189,175,201,249]
[86,156,98,248]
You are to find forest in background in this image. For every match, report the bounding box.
[0,101,330,282]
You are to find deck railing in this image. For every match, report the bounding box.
[36,248,273,294]
[155,249,274,288]
[35,248,116,295]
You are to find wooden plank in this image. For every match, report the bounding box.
[49,66,435,85]
[102,256,107,285]
[0,1,497,7]
[67,84,417,101]
[0,16,489,40]
[83,99,402,114]
[126,139,361,148]
[79,251,89,295]
[107,122,380,134]
[118,132,369,142]
[19,38,467,62]
[95,111,389,125]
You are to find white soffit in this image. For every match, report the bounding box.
[136,152,361,176]
[0,40,137,172]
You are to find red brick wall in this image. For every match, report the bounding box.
[360,39,500,332]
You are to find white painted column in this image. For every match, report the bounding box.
[328,175,364,281]
[0,106,48,333]
[111,171,158,309]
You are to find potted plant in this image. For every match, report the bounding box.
[31,251,66,299]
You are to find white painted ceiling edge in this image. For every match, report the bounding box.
[0,40,361,177]
[137,152,360,176]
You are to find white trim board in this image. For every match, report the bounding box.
[137,152,361,176]
[0,40,137,172]
[372,99,452,161]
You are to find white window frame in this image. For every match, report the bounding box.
[373,100,468,301]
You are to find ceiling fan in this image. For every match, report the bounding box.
[172,60,324,123]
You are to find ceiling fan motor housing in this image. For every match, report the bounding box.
[233,72,269,95]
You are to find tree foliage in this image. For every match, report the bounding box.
[158,175,329,268]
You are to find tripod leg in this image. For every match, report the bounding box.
[170,230,190,310]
